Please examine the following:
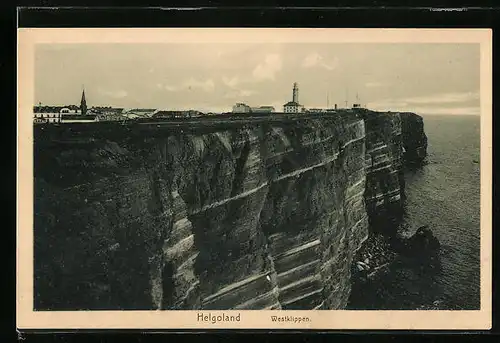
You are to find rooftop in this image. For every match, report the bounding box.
[283,101,302,106]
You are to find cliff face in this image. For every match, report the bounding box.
[33,110,426,311]
[363,112,406,234]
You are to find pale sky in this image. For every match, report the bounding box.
[35,43,480,115]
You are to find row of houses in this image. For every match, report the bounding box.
[33,109,213,125]
[232,103,276,114]
[33,107,211,124]
[33,104,161,124]
[33,109,126,124]
[34,113,120,124]
[34,89,213,124]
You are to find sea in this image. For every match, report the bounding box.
[349,114,481,310]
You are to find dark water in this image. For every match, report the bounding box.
[403,114,480,309]
[350,114,481,310]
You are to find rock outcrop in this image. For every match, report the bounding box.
[33,110,427,310]
[406,226,440,252]
[400,112,428,165]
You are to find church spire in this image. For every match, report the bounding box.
[80,86,87,115]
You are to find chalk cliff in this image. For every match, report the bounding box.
[33,110,427,310]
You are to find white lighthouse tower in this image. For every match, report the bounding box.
[292,82,299,103]
[283,82,304,113]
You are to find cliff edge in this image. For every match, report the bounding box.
[33,110,427,310]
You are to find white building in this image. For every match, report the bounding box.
[283,82,305,113]
[33,112,61,123]
[283,101,304,113]
[232,103,251,113]
[250,106,275,113]
[33,107,80,123]
[59,107,81,114]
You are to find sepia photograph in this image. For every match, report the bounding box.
[17,28,492,330]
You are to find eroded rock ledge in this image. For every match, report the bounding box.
[33,110,427,310]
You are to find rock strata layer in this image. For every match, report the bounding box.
[33,110,427,310]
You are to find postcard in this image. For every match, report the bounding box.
[17,27,492,330]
